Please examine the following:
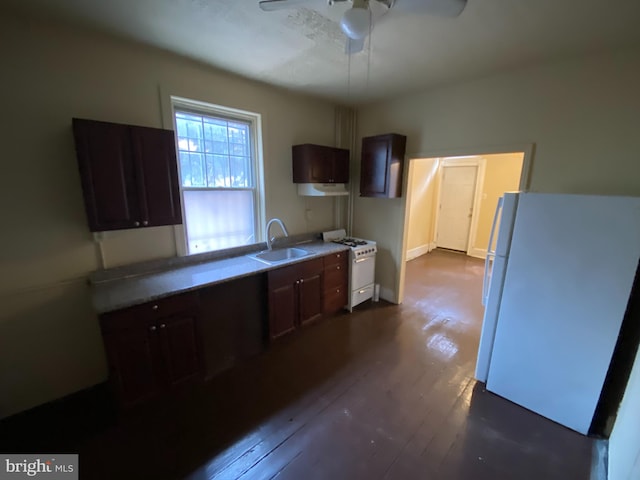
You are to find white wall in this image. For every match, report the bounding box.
[405,158,438,260]
[472,153,524,255]
[353,48,640,303]
[609,349,640,480]
[0,11,340,418]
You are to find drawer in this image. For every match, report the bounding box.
[324,285,347,314]
[351,285,373,309]
[323,251,348,267]
[268,257,324,289]
[324,261,348,289]
[101,291,199,332]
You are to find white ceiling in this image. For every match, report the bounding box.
[5,0,640,104]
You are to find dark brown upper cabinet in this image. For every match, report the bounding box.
[360,133,407,198]
[73,118,182,232]
[292,144,349,183]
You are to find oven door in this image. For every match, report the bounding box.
[352,255,375,291]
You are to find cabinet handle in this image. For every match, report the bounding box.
[134,221,140,227]
[300,278,304,284]
[149,325,157,331]
[160,323,166,329]
[152,305,158,311]
[337,266,340,270]
[337,254,341,258]
[143,220,149,226]
[336,289,340,293]
[295,280,300,285]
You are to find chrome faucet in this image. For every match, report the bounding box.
[265,218,289,250]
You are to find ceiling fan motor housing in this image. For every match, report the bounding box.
[340,0,371,40]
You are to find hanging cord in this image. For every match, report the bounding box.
[366,7,372,96]
[347,39,352,101]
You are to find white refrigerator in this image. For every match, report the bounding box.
[475,192,640,434]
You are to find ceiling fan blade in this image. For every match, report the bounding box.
[393,0,467,17]
[345,37,365,55]
[259,0,310,12]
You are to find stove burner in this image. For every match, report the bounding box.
[332,238,368,247]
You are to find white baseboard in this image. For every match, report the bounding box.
[467,247,487,259]
[406,242,438,261]
[406,244,430,261]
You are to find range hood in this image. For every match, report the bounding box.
[297,183,349,197]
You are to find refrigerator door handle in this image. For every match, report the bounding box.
[482,252,495,306]
[483,197,504,305]
[487,196,503,257]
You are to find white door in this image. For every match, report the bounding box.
[436,165,477,251]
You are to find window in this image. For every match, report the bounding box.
[171,98,264,255]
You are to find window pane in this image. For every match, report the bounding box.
[188,152,205,187]
[183,190,256,254]
[175,110,252,190]
[174,105,260,256]
[230,156,250,187]
[213,154,230,187]
[178,151,192,186]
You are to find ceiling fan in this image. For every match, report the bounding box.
[258,0,468,54]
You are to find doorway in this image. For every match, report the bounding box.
[399,146,532,305]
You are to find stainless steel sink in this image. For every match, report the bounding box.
[248,247,311,265]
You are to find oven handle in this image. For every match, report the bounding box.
[354,256,374,263]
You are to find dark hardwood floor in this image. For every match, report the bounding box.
[1,250,594,479]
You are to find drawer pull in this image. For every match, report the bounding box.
[149,325,157,331]
[152,305,158,311]
[337,266,340,270]
[160,324,166,329]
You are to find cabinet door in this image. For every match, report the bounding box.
[158,312,202,388]
[360,134,406,198]
[131,126,183,227]
[102,325,161,407]
[331,148,350,183]
[360,136,391,197]
[298,270,323,326]
[268,281,297,339]
[292,144,349,183]
[293,144,329,183]
[73,118,141,231]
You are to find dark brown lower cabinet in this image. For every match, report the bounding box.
[99,253,347,407]
[198,275,267,379]
[100,292,202,408]
[323,251,348,314]
[268,257,324,339]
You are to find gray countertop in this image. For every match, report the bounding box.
[92,241,350,314]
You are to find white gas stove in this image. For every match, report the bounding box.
[323,229,377,311]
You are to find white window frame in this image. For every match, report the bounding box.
[169,96,265,256]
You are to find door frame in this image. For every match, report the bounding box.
[397,143,534,305]
[432,157,485,256]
